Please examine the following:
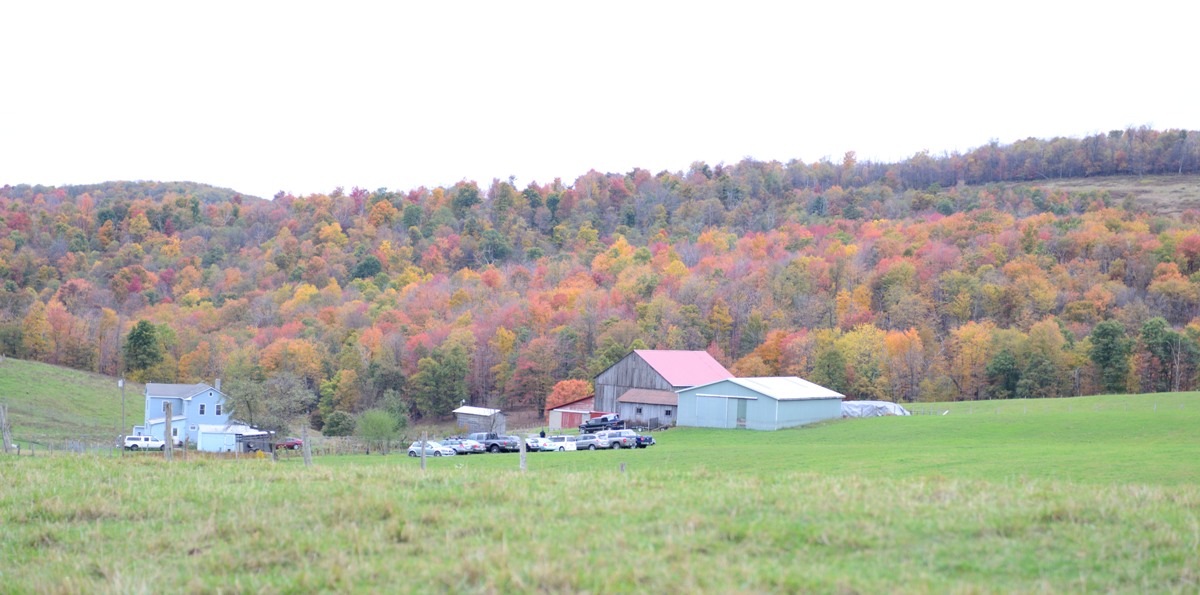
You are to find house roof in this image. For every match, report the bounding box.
[453,406,502,417]
[617,388,677,406]
[634,350,733,387]
[692,377,845,401]
[546,396,595,413]
[144,415,188,425]
[145,383,219,399]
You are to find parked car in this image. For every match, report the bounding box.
[526,434,553,452]
[275,437,303,450]
[598,429,639,449]
[636,434,656,448]
[579,414,625,433]
[576,433,602,450]
[123,435,166,451]
[442,437,485,454]
[407,441,457,457]
[547,435,577,451]
[466,433,522,453]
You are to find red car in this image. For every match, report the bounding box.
[275,437,303,450]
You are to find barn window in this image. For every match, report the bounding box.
[636,407,643,415]
[199,404,206,415]
[665,409,672,417]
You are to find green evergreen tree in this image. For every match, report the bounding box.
[1088,320,1130,393]
[124,320,163,375]
[986,349,1021,399]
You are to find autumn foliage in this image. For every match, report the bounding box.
[3,130,1200,422]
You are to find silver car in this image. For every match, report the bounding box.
[575,433,602,450]
[407,441,456,457]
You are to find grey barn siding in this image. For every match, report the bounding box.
[617,402,674,428]
[594,355,674,412]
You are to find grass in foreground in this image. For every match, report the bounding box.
[3,391,1200,593]
[1,456,1196,593]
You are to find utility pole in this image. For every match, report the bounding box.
[119,377,126,437]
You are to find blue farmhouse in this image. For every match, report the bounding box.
[131,381,232,447]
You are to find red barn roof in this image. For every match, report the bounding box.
[634,349,733,387]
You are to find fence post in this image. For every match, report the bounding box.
[519,437,527,472]
[420,431,427,471]
[164,403,174,461]
[301,422,312,467]
[0,403,12,454]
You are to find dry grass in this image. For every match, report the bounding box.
[1032,174,1200,216]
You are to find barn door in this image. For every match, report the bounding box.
[736,399,747,428]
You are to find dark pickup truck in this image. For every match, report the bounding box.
[466,432,522,453]
[579,414,625,433]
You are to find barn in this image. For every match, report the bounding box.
[676,377,844,431]
[594,350,733,421]
[616,388,677,429]
[453,406,506,434]
[545,396,602,431]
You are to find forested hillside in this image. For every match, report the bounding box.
[3,128,1199,429]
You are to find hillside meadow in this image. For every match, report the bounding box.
[2,392,1197,593]
[0,357,141,444]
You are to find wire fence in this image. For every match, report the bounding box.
[3,435,410,459]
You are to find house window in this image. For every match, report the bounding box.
[172,427,179,437]
[199,404,206,415]
[216,404,222,416]
[636,407,643,415]
[665,409,672,417]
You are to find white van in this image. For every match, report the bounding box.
[547,435,577,451]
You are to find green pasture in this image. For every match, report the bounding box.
[0,358,140,444]
[2,392,1198,593]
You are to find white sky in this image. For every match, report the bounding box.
[2,1,1196,199]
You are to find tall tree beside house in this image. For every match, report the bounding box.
[123,320,162,380]
[224,371,316,436]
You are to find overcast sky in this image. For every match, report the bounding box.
[2,1,1196,199]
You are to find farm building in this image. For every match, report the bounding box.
[133,381,231,446]
[545,396,603,431]
[677,377,844,431]
[195,423,269,453]
[616,388,676,429]
[594,350,733,419]
[453,405,506,434]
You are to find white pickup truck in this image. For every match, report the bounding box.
[123,435,166,451]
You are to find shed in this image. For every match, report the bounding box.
[453,406,506,434]
[616,388,676,429]
[594,350,733,417]
[677,377,844,431]
[195,423,269,453]
[545,396,601,431]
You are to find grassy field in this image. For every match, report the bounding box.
[2,392,1198,593]
[1034,173,1200,216]
[0,358,142,445]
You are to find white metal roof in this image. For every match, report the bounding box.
[452,406,501,416]
[691,377,844,401]
[196,423,268,436]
